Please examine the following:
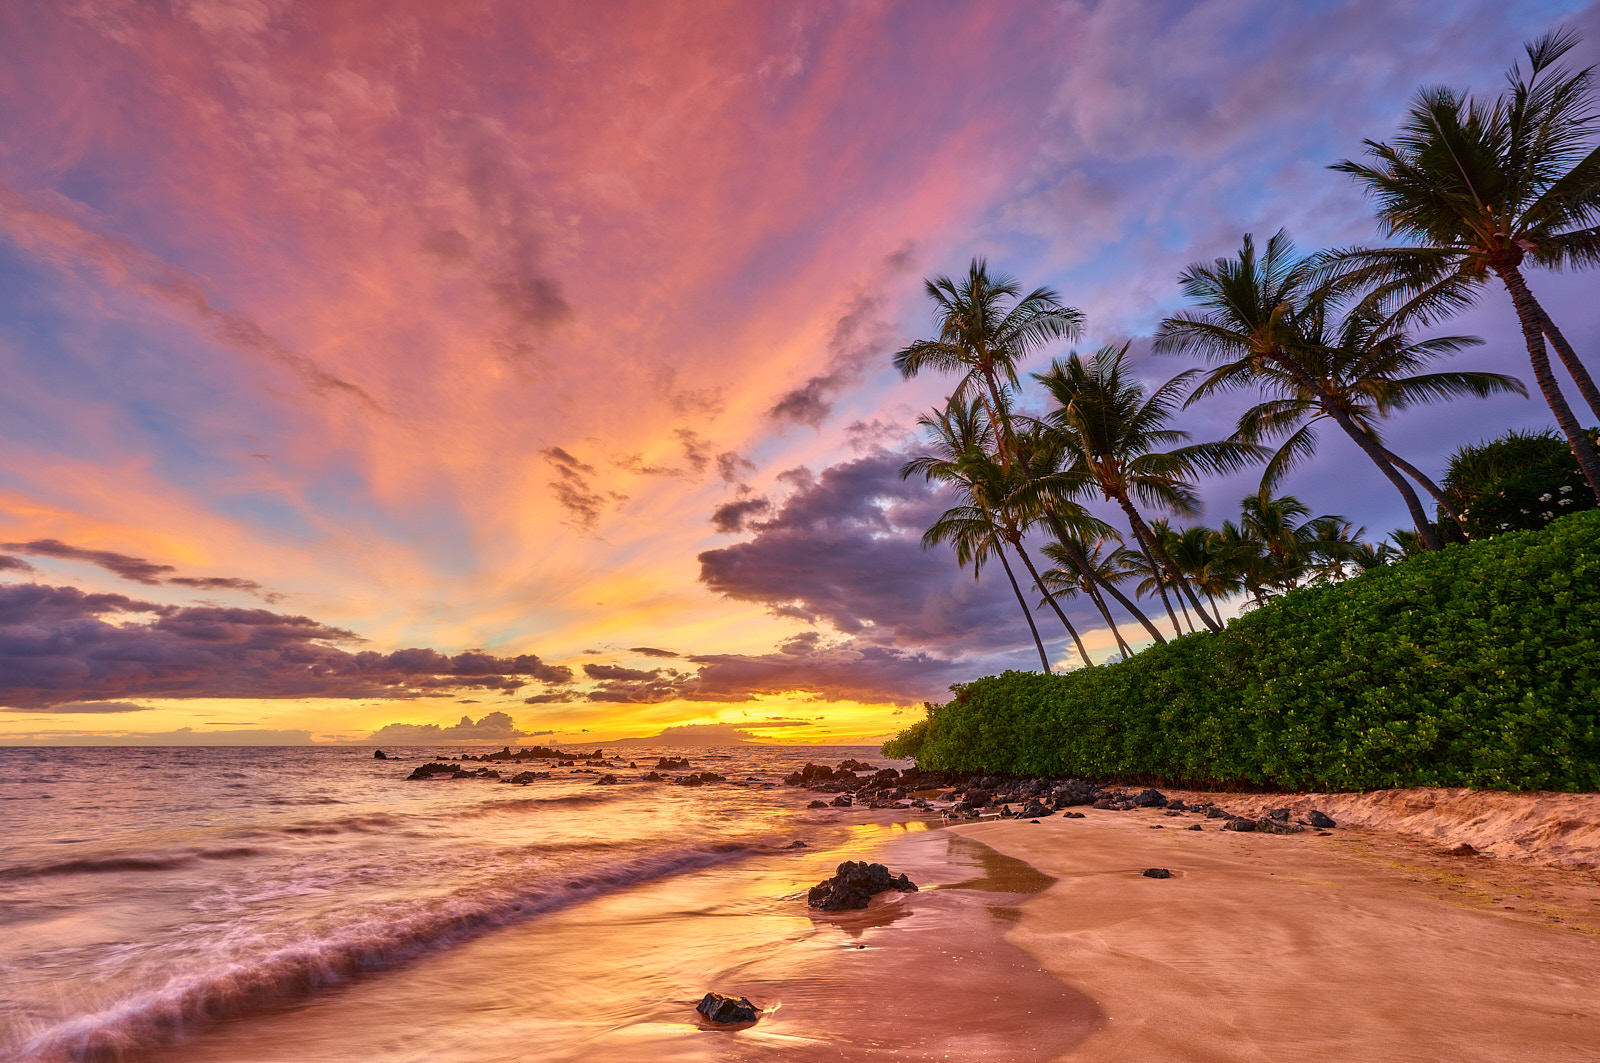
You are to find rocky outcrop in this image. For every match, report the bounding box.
[373,749,387,759]
[807,860,918,911]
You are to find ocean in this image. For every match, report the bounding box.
[0,744,940,1062]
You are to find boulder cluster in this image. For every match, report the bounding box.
[783,760,952,810]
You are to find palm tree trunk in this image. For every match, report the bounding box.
[1287,372,1443,549]
[1130,530,1183,634]
[1497,266,1600,495]
[1537,304,1600,422]
[1041,511,1165,645]
[996,547,1051,672]
[1012,539,1094,669]
[1083,577,1133,657]
[1381,447,1465,525]
[1119,499,1223,633]
[1174,585,1197,634]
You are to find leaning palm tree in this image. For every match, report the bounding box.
[1155,231,1484,549]
[1036,532,1138,656]
[1237,490,1353,595]
[903,399,1094,669]
[1034,344,1265,633]
[1328,29,1600,494]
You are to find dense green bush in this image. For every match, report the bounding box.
[1442,426,1598,540]
[884,509,1600,791]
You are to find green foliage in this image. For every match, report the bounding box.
[882,509,1600,791]
[1443,427,1599,540]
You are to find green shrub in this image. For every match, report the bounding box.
[1442,426,1598,540]
[883,509,1600,791]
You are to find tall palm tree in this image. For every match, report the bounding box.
[1155,231,1478,549]
[893,258,1083,468]
[1034,344,1264,633]
[903,399,1094,669]
[1237,490,1353,595]
[1328,29,1600,494]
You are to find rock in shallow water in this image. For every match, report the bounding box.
[697,992,760,1023]
[807,860,918,911]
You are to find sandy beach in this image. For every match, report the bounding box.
[951,800,1600,1062]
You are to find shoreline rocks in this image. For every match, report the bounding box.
[697,992,759,1023]
[807,860,918,911]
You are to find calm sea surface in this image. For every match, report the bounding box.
[0,744,907,1062]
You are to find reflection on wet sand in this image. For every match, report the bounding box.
[164,822,1100,1063]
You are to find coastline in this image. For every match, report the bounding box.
[28,766,1600,1063]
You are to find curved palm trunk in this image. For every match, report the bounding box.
[996,546,1051,672]
[1012,539,1094,669]
[1381,447,1464,525]
[1498,266,1600,495]
[1537,304,1600,422]
[1083,577,1133,657]
[1173,585,1197,634]
[1281,363,1443,549]
[1119,499,1223,633]
[1041,510,1164,647]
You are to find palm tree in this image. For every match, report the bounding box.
[893,258,1083,468]
[1328,29,1600,494]
[894,259,1168,647]
[903,399,1094,669]
[1155,231,1491,549]
[1034,344,1264,633]
[1237,491,1352,595]
[1036,532,1136,657]
[1196,266,1524,522]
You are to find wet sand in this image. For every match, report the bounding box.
[158,822,1100,1062]
[954,808,1600,1063]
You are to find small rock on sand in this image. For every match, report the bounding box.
[1142,868,1173,878]
[697,992,759,1023]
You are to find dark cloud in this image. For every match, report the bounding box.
[3,539,174,584]
[628,646,680,658]
[0,555,35,573]
[698,451,1039,645]
[582,663,661,682]
[542,447,609,529]
[2,539,279,599]
[0,727,317,746]
[0,582,572,709]
[366,710,543,745]
[35,700,151,714]
[675,429,713,473]
[710,496,770,534]
[669,386,726,418]
[767,280,900,428]
[843,418,909,453]
[716,450,756,483]
[523,690,579,704]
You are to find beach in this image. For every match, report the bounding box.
[6,746,1600,1062]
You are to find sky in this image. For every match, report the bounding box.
[1,0,1597,746]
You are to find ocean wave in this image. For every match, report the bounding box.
[0,847,269,880]
[456,791,623,818]
[9,843,756,1063]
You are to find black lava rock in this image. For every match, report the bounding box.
[1142,868,1173,878]
[807,800,828,809]
[1205,806,1232,819]
[1255,817,1304,834]
[1021,800,1053,818]
[1266,807,1291,822]
[1222,817,1257,832]
[1187,824,1203,831]
[1132,789,1168,808]
[807,860,918,911]
[595,774,618,785]
[697,992,759,1023]
[373,749,388,759]
[1308,810,1337,829]
[1062,811,1087,819]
